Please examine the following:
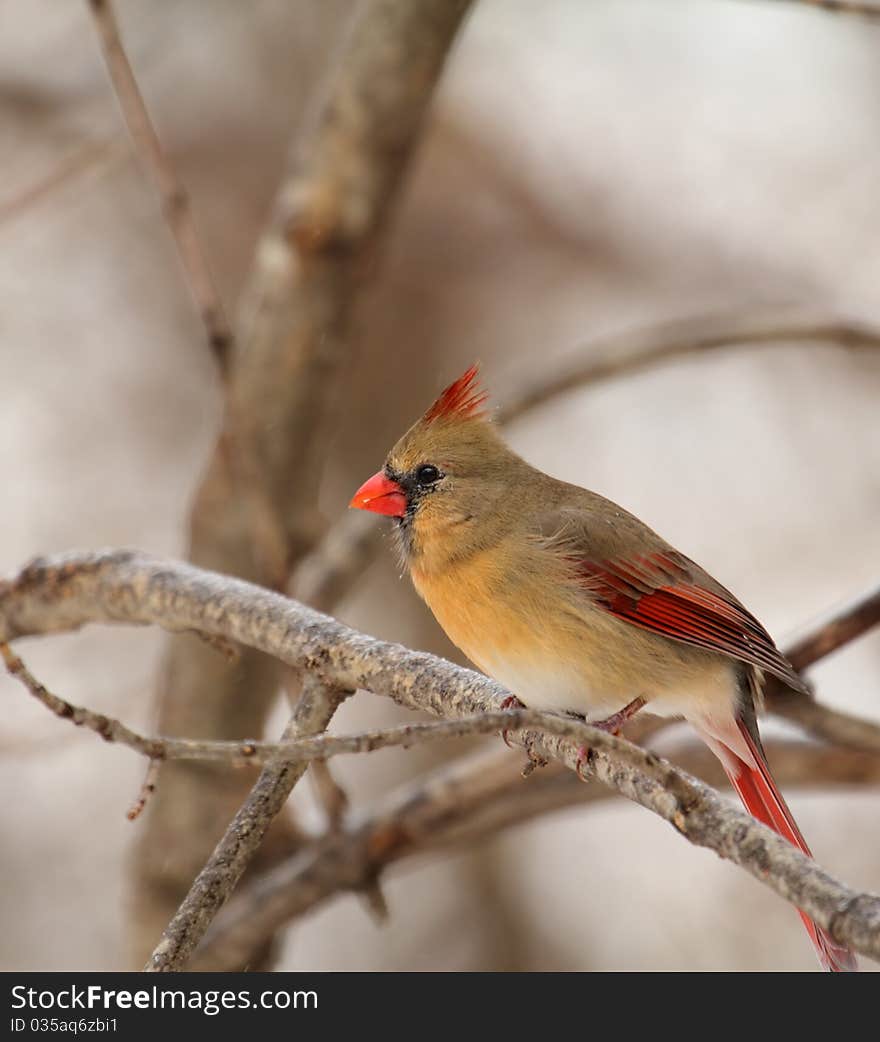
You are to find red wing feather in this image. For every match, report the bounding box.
[579,551,807,692]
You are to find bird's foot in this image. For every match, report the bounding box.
[497,695,545,773]
[499,694,525,749]
[590,696,647,736]
[575,696,647,781]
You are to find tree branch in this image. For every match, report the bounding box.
[127,759,161,822]
[2,550,878,963]
[500,312,880,425]
[145,675,350,972]
[767,0,880,18]
[193,736,880,971]
[86,0,232,369]
[0,647,707,772]
[785,583,880,672]
[22,532,861,773]
[134,0,474,963]
[766,583,880,755]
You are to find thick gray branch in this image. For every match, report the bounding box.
[1,550,878,963]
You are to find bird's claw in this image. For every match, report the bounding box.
[576,744,593,782]
[499,694,525,749]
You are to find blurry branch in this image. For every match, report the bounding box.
[0,138,124,227]
[2,550,879,964]
[299,311,880,614]
[292,511,382,612]
[134,0,473,964]
[228,0,475,584]
[86,0,232,369]
[785,584,880,672]
[194,735,880,970]
[309,760,349,829]
[146,677,350,973]
[768,1,880,18]
[771,694,880,755]
[499,313,880,424]
[768,583,880,754]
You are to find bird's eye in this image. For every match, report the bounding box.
[415,463,442,486]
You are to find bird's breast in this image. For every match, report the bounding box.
[410,543,739,722]
[410,546,626,716]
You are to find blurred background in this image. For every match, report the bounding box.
[1,0,879,971]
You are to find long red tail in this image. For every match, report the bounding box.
[721,719,856,972]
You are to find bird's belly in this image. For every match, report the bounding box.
[479,643,739,725]
[475,649,627,718]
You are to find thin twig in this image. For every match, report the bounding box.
[1,641,161,758]
[0,138,124,227]
[86,0,232,369]
[2,551,879,963]
[145,676,350,972]
[127,759,161,821]
[0,647,612,768]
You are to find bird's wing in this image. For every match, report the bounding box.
[540,502,808,694]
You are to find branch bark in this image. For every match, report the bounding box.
[2,550,878,964]
[133,0,474,964]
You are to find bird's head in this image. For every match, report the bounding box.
[350,365,522,565]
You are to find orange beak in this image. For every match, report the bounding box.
[349,470,407,518]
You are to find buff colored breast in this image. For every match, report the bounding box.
[409,541,739,725]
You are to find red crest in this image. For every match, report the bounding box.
[422,364,487,423]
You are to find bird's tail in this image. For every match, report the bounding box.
[717,718,856,972]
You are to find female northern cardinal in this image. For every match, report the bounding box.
[350,365,855,972]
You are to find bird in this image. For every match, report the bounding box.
[349,363,856,973]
